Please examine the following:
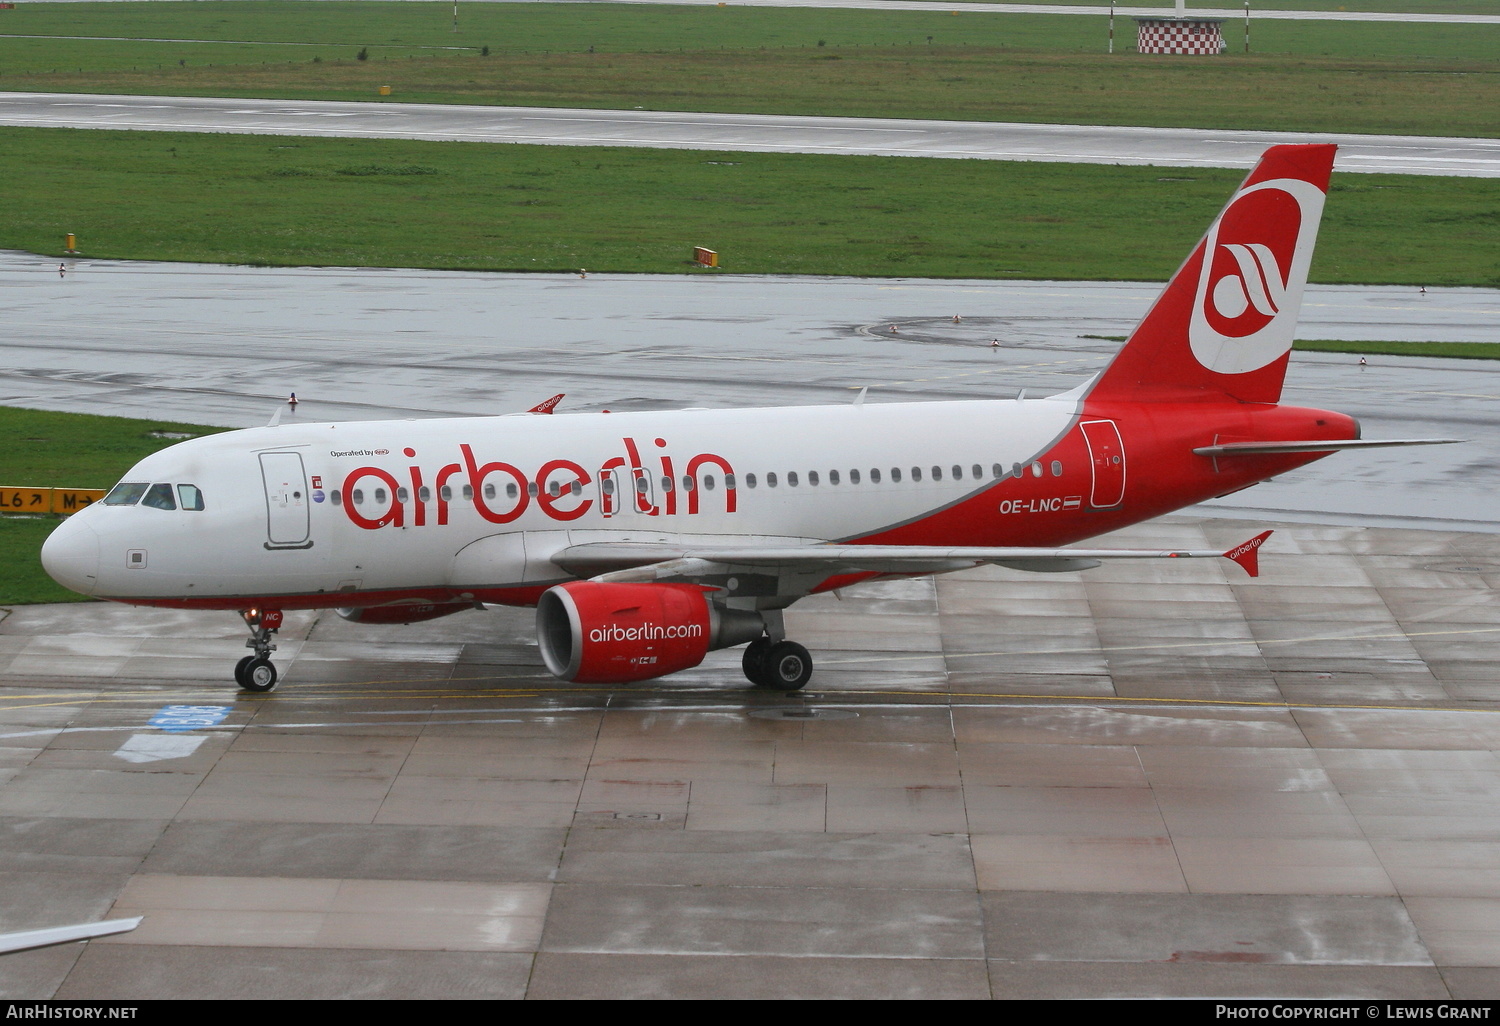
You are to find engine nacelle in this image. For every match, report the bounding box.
[336,601,478,625]
[537,581,763,683]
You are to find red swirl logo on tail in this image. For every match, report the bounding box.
[1210,243,1285,326]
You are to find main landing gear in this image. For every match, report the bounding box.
[235,608,283,693]
[740,612,813,691]
[742,638,813,690]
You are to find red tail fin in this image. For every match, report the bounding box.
[1088,144,1336,405]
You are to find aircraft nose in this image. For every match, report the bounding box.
[40,516,100,597]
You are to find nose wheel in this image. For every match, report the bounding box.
[234,655,278,693]
[235,609,283,693]
[743,637,813,691]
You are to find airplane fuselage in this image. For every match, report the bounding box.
[45,394,1353,612]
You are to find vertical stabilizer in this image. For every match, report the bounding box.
[1088,144,1336,405]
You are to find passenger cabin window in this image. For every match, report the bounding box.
[787,472,799,487]
[331,489,343,506]
[745,474,757,489]
[177,484,205,511]
[891,468,901,483]
[725,474,737,490]
[870,468,880,484]
[103,482,149,506]
[972,464,983,479]
[1051,461,1063,477]
[829,470,840,486]
[767,473,778,488]
[141,483,176,510]
[807,471,817,487]
[911,467,922,482]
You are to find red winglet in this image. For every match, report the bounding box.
[528,393,565,415]
[1223,530,1273,578]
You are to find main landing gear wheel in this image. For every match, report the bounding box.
[748,640,813,691]
[742,637,772,685]
[237,657,278,693]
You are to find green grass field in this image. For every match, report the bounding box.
[1293,339,1500,359]
[0,4,1494,136]
[4,127,1495,285]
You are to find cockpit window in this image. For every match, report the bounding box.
[177,484,205,511]
[103,482,149,506]
[141,483,176,510]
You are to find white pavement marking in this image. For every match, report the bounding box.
[114,733,208,763]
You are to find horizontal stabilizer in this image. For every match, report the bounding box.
[1223,530,1272,579]
[1194,438,1461,457]
[0,917,142,956]
[555,535,1273,581]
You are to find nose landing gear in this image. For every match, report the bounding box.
[235,608,283,693]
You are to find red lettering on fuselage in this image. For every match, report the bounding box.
[339,438,735,530]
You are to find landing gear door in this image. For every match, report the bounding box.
[260,451,312,548]
[1080,419,1126,509]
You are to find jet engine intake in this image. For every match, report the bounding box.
[537,581,763,683]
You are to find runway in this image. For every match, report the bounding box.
[2,93,1495,177]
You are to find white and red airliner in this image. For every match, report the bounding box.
[40,144,1451,693]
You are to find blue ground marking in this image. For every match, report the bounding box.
[148,704,231,733]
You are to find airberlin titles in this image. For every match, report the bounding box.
[334,436,737,530]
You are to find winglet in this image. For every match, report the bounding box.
[1223,530,1273,578]
[528,394,565,415]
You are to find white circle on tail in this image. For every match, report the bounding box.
[1188,178,1326,376]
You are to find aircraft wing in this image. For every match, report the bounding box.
[552,530,1273,582]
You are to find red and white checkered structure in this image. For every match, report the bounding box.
[1134,18,1226,56]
